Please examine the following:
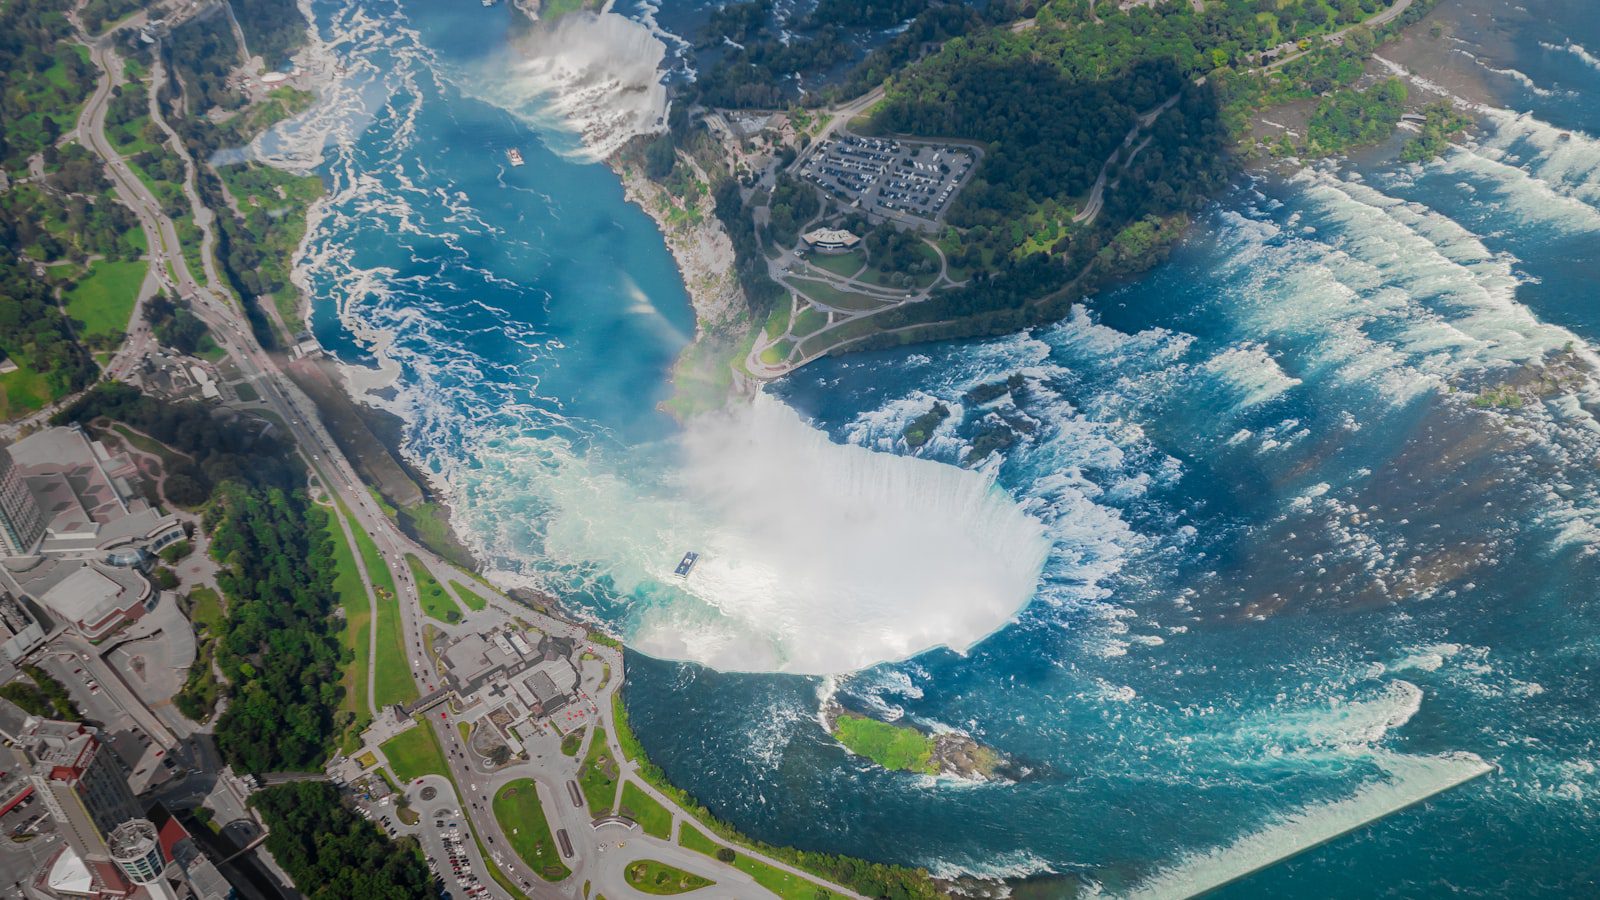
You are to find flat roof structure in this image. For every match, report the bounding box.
[802,228,861,250]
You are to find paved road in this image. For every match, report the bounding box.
[72,11,873,899]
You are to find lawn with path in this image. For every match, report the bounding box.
[619,781,672,840]
[786,277,891,312]
[492,778,571,882]
[325,506,372,751]
[577,726,618,815]
[339,498,416,708]
[679,824,830,900]
[406,554,462,623]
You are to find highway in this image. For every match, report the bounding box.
[72,13,869,900]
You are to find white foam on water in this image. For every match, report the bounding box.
[1542,39,1600,72]
[1200,344,1301,408]
[1388,643,1465,673]
[1471,109,1600,209]
[1436,145,1600,232]
[1453,48,1561,97]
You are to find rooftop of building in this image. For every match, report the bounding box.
[4,426,178,560]
[802,227,861,246]
[17,717,100,773]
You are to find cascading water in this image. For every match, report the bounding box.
[477,10,670,159]
[453,394,1053,675]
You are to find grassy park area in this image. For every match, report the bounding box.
[65,258,146,339]
[380,720,448,784]
[624,860,711,895]
[577,727,618,815]
[619,782,672,840]
[786,277,888,312]
[407,554,462,623]
[679,825,828,900]
[337,498,416,708]
[807,249,866,278]
[492,779,571,882]
[0,363,60,419]
[452,580,489,611]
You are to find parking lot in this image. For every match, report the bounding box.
[798,134,975,228]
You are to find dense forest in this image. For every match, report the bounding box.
[765,174,822,248]
[206,484,344,773]
[232,0,310,70]
[253,782,435,900]
[164,9,249,117]
[143,293,214,356]
[712,178,786,316]
[1304,77,1408,155]
[691,0,1002,109]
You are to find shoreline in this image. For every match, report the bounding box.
[608,151,759,416]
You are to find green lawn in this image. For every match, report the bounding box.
[807,249,866,278]
[577,727,618,815]
[326,507,372,751]
[492,779,571,882]
[65,259,146,339]
[380,720,448,784]
[786,277,889,312]
[185,586,225,633]
[679,824,828,900]
[406,554,462,623]
[624,860,711,895]
[338,497,415,707]
[619,782,672,840]
[0,363,61,420]
[451,581,488,612]
[758,340,793,366]
[791,306,827,337]
[832,714,937,774]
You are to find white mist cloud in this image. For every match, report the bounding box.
[479,10,669,160]
[516,394,1053,675]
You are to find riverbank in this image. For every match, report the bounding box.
[609,149,758,416]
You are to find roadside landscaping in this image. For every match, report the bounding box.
[492,778,571,882]
[577,727,618,815]
[624,859,711,895]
